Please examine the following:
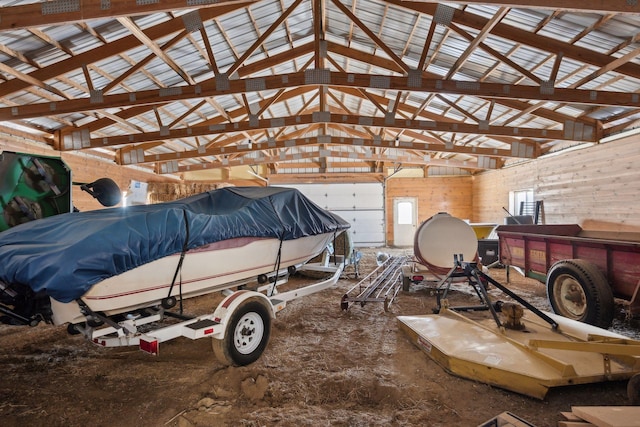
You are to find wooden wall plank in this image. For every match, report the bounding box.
[386,176,473,245]
[7,132,640,243]
[473,135,640,232]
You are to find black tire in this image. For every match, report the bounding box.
[67,323,82,335]
[629,374,640,405]
[402,276,411,292]
[161,296,177,309]
[212,298,272,366]
[546,259,614,328]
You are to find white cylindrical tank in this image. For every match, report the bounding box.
[414,212,478,274]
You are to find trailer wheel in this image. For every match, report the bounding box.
[628,373,640,405]
[212,298,272,366]
[546,259,614,328]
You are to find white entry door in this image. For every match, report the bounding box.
[393,197,417,247]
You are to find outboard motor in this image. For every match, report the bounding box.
[0,281,51,326]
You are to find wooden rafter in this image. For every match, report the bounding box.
[0,0,256,32]
[442,1,640,14]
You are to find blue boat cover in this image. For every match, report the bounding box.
[0,186,350,303]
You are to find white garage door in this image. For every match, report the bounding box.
[282,183,384,247]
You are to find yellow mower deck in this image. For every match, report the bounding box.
[398,307,640,399]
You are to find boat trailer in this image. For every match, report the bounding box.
[340,254,407,312]
[398,256,640,400]
[70,261,343,367]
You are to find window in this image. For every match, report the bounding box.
[509,189,533,216]
[397,201,413,225]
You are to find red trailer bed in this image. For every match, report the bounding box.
[497,224,640,328]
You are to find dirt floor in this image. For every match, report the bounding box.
[0,248,637,427]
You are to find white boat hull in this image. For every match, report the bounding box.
[51,233,336,325]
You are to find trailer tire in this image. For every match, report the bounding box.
[546,259,614,328]
[212,298,272,366]
[628,373,640,405]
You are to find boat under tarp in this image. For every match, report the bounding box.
[0,186,349,325]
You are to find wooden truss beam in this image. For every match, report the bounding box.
[0,0,256,32]
[117,134,530,166]
[60,112,590,153]
[7,71,634,122]
[440,1,640,14]
[160,146,484,174]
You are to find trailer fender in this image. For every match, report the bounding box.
[546,259,614,329]
[211,290,274,366]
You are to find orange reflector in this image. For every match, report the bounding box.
[140,338,159,355]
